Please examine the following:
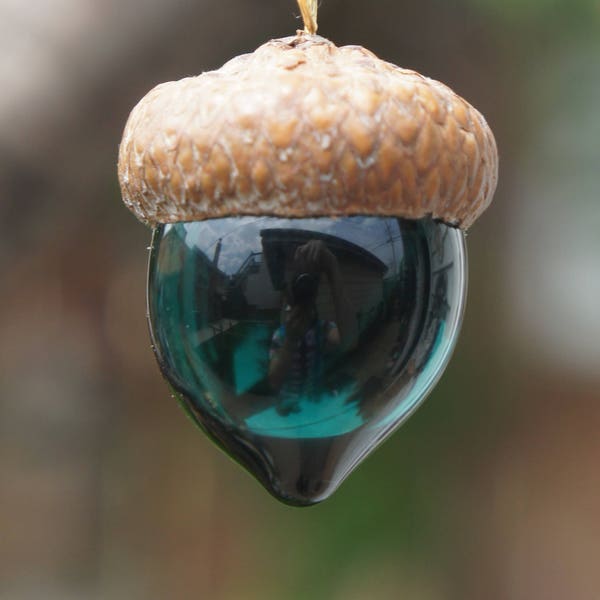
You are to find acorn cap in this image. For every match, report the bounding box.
[118,34,498,229]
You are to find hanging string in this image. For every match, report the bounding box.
[297,0,318,35]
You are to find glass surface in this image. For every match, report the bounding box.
[148,216,467,505]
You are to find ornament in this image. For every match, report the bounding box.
[118,0,498,505]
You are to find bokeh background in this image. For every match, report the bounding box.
[1,1,599,598]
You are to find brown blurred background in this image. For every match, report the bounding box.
[1,1,599,598]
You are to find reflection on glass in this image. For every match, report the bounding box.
[148,216,466,505]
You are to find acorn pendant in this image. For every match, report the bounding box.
[118,3,498,505]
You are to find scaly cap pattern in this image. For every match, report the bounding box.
[118,34,498,229]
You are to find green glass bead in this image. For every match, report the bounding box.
[147,216,466,505]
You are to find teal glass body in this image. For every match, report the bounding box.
[147,216,467,505]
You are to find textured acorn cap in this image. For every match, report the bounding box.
[118,34,498,229]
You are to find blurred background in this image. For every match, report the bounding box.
[1,0,599,598]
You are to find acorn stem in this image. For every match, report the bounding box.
[297,0,318,35]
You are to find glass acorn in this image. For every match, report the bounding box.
[117,2,498,506]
